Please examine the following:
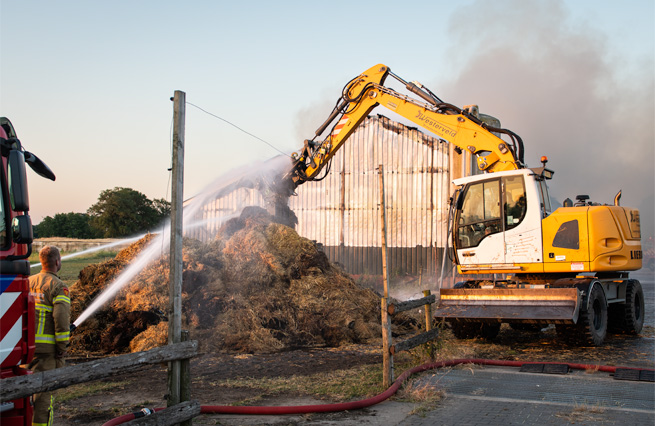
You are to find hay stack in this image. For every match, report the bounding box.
[69,207,416,354]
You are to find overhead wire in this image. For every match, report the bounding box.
[185,101,292,159]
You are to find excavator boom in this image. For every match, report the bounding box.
[287,64,523,189]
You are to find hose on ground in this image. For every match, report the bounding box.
[101,358,650,425]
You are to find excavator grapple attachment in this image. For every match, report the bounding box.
[434,288,581,323]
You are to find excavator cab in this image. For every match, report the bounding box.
[452,169,551,272]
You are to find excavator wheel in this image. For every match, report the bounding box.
[479,322,501,340]
[449,319,500,340]
[608,280,644,335]
[557,284,607,346]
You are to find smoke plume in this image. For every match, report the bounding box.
[437,0,654,238]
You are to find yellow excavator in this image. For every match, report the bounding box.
[278,64,643,346]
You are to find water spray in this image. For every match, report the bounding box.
[30,234,147,269]
[73,230,169,328]
[71,158,290,329]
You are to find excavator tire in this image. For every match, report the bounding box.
[449,319,500,340]
[608,280,644,335]
[479,322,501,340]
[557,284,607,346]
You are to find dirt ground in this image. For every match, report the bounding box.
[55,284,654,425]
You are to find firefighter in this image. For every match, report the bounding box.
[28,245,70,426]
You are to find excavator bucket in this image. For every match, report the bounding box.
[434,288,581,323]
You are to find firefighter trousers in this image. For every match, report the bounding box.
[29,353,65,426]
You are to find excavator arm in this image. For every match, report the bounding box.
[287,64,524,189]
[268,64,642,346]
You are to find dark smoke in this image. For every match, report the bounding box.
[436,0,654,239]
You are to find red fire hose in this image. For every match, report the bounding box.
[101,358,649,426]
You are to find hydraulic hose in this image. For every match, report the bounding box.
[102,358,651,425]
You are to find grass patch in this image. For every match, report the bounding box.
[29,250,118,286]
[207,354,440,408]
[216,363,388,403]
[397,377,447,416]
[55,380,129,405]
[555,401,606,422]
[55,380,148,425]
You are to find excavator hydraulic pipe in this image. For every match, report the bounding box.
[405,82,437,105]
[315,99,347,137]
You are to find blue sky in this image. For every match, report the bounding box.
[1,0,653,236]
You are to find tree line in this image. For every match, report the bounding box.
[34,187,170,239]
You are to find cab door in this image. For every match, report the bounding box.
[455,177,506,266]
[502,174,544,268]
[454,172,544,272]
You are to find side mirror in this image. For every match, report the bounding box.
[12,214,33,244]
[8,150,30,211]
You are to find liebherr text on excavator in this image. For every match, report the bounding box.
[281,64,643,346]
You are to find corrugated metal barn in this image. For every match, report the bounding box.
[290,115,451,276]
[188,115,464,278]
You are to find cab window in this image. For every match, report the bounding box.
[457,179,502,248]
[538,179,552,217]
[503,175,526,231]
[456,175,528,249]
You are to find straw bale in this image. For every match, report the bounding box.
[69,207,418,355]
[130,322,169,353]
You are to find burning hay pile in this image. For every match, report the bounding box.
[69,207,417,354]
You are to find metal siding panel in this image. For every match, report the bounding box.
[194,116,452,277]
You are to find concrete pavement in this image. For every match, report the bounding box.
[398,364,654,425]
[206,363,654,425]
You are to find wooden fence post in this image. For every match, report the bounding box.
[169,90,185,411]
[423,290,432,332]
[378,164,390,298]
[180,330,192,426]
[423,289,435,360]
[379,165,393,387]
[381,297,393,388]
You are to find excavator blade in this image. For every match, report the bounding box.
[434,288,580,323]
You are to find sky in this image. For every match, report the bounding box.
[1,0,654,237]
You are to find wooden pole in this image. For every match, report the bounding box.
[423,290,432,332]
[381,297,393,388]
[180,330,192,426]
[168,90,185,410]
[379,165,393,387]
[423,289,435,360]
[379,165,390,298]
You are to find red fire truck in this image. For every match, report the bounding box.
[1,117,55,425]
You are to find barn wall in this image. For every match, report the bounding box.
[187,115,455,277]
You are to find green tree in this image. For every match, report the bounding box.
[34,212,100,238]
[152,198,171,218]
[87,187,169,238]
